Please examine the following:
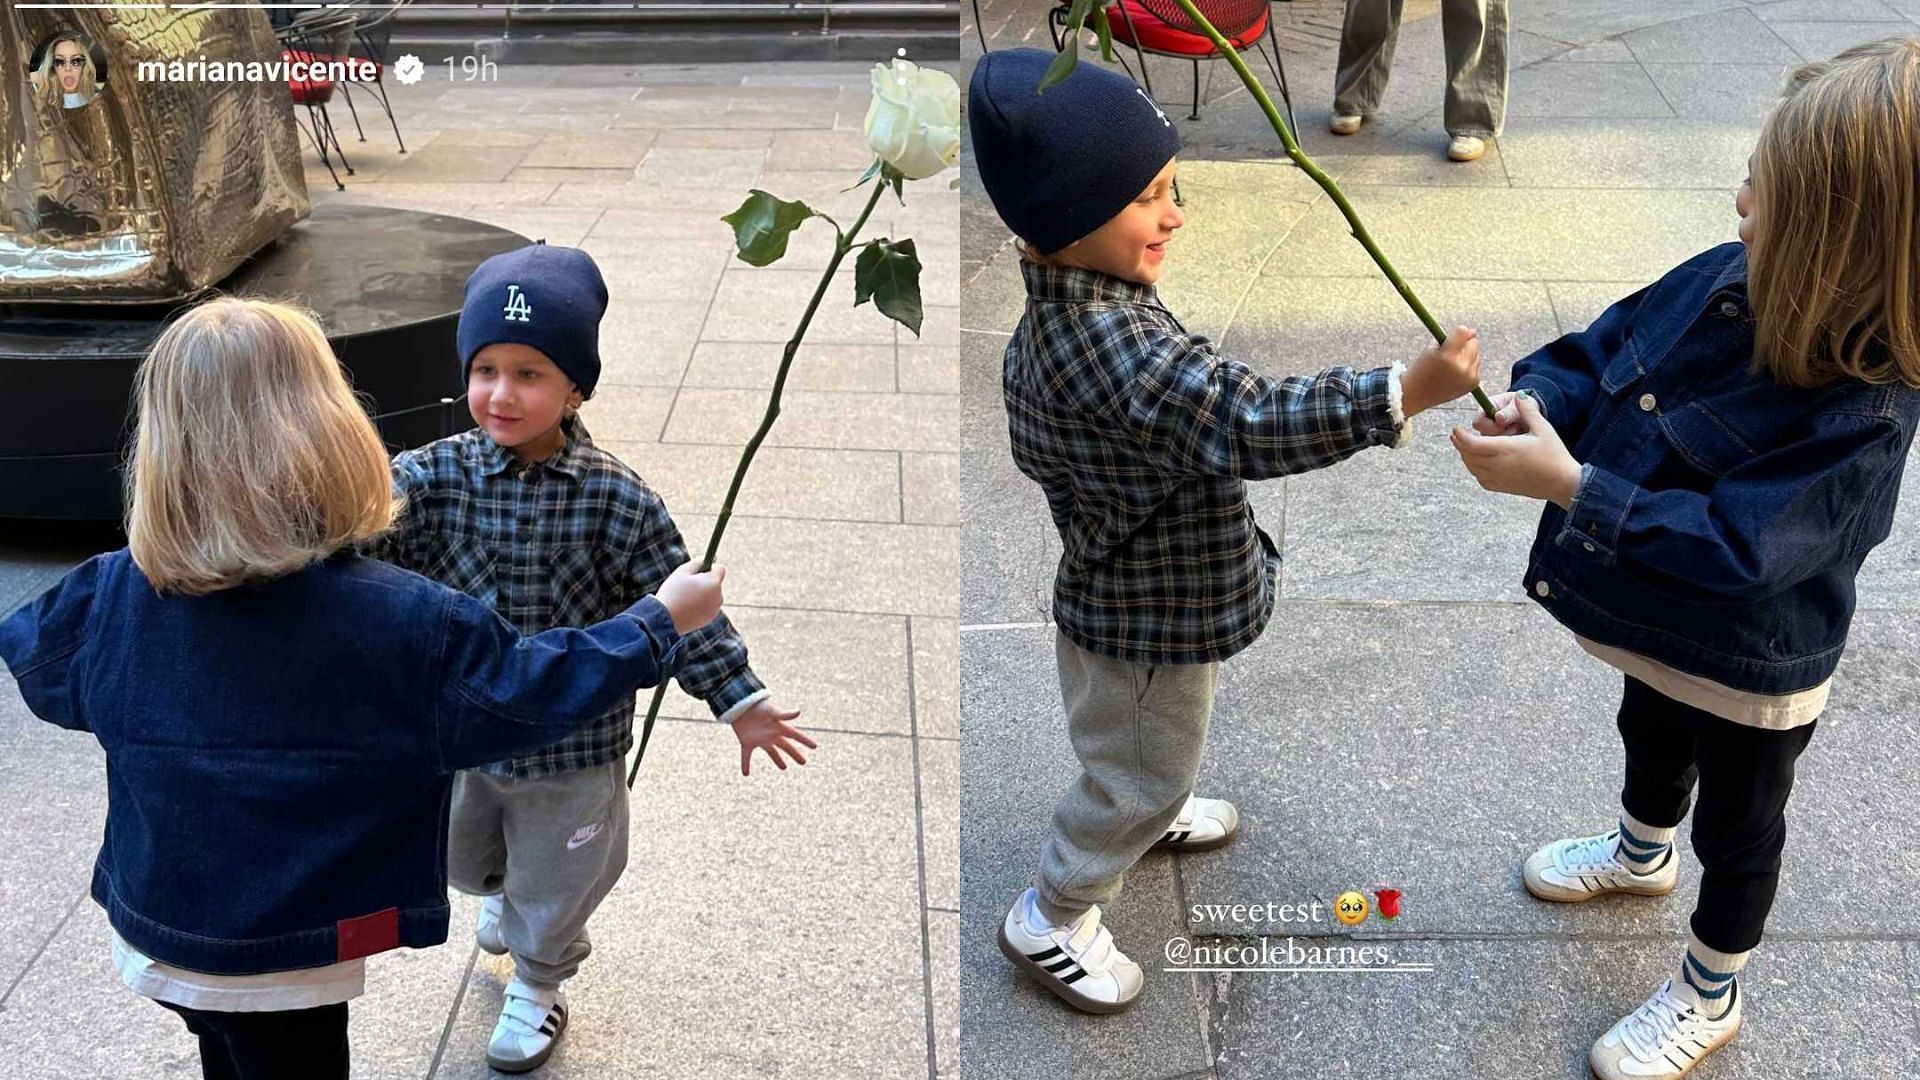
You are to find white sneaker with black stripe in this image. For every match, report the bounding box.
[1523,829,1677,902]
[486,976,569,1073]
[1152,794,1239,852]
[1590,977,1741,1079]
[997,887,1143,1014]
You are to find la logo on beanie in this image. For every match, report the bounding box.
[502,284,533,324]
[1135,86,1171,128]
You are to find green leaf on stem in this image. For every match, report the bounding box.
[721,190,819,267]
[1039,0,1097,91]
[853,237,923,337]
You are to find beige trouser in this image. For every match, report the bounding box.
[1333,0,1510,137]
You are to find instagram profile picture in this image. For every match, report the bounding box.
[29,30,107,110]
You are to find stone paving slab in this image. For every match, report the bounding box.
[0,679,103,999]
[913,616,962,741]
[673,514,959,618]
[1265,187,1740,283]
[601,441,904,523]
[664,387,961,452]
[648,606,913,733]
[1210,938,1920,1080]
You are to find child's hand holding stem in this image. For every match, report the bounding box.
[657,561,727,634]
[1401,326,1484,417]
[1450,392,1583,508]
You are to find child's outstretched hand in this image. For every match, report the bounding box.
[1402,326,1483,417]
[731,698,818,776]
[1450,393,1582,508]
[657,561,725,634]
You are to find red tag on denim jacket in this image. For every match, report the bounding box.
[337,908,400,961]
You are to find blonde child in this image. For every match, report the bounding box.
[1453,39,1920,1079]
[968,49,1484,1014]
[0,298,723,1080]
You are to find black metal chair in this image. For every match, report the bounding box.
[274,10,360,190]
[333,0,413,153]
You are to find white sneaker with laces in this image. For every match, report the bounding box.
[1153,794,1239,852]
[1591,977,1741,1080]
[475,894,508,956]
[997,887,1143,1014]
[486,976,569,1073]
[1523,829,1677,902]
[1330,113,1364,135]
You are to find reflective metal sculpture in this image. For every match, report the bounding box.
[1,7,309,302]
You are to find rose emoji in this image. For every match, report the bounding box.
[1374,888,1402,921]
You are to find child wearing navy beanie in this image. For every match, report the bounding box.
[369,241,814,1070]
[972,49,1485,1014]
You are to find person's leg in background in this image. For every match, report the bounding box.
[1332,0,1408,132]
[1437,0,1508,159]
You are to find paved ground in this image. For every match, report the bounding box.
[959,3,1920,1078]
[0,58,958,1078]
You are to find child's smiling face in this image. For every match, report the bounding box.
[1056,157,1184,286]
[467,343,583,462]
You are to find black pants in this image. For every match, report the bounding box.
[1616,676,1817,955]
[158,1000,350,1080]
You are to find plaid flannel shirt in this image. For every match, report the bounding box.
[1005,261,1410,666]
[369,415,766,778]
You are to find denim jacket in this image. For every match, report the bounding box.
[1511,241,1920,694]
[0,549,683,975]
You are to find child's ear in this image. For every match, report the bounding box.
[568,385,585,408]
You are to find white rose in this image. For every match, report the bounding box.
[862,59,960,181]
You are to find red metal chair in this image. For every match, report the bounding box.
[275,11,359,190]
[1050,0,1296,128]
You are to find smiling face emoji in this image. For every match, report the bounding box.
[1334,891,1369,927]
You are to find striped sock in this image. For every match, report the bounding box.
[1678,935,1749,1020]
[1614,810,1676,875]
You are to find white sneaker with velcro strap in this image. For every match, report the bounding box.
[1152,794,1240,852]
[486,976,569,1073]
[997,887,1143,1014]
[1523,829,1677,902]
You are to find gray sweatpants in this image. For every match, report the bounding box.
[1035,632,1221,927]
[1333,0,1509,138]
[447,759,629,989]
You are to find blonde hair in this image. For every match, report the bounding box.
[127,298,396,596]
[1748,37,1920,389]
[1014,237,1071,267]
[32,34,98,110]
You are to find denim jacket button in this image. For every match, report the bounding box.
[1583,542,1596,552]
[1638,393,1657,412]
[1535,580,1551,597]
[1719,300,1741,319]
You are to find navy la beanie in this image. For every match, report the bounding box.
[967,48,1181,256]
[457,241,609,399]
